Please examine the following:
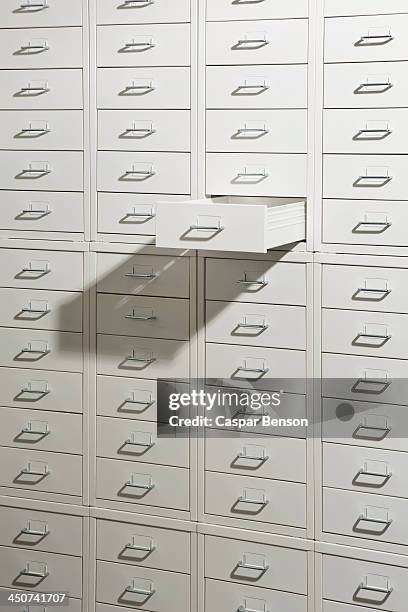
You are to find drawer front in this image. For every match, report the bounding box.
[323,155,408,201]
[96,458,189,511]
[97,252,190,298]
[97,151,190,194]
[323,442,408,498]
[323,487,408,546]
[205,471,306,528]
[97,24,190,67]
[0,191,84,233]
[323,554,408,610]
[205,429,306,482]
[97,519,190,573]
[0,328,83,373]
[322,264,408,313]
[324,62,408,109]
[97,294,189,340]
[0,407,82,454]
[97,67,190,110]
[206,301,306,350]
[325,15,408,63]
[96,560,189,612]
[0,69,83,110]
[97,416,189,468]
[206,343,306,394]
[0,288,83,332]
[0,506,82,556]
[0,249,83,291]
[0,151,83,192]
[207,65,307,109]
[0,367,83,413]
[97,335,189,380]
[0,547,81,597]
[324,109,408,155]
[0,110,83,151]
[207,0,309,20]
[323,200,408,248]
[0,28,82,69]
[207,109,307,154]
[96,0,191,25]
[322,353,408,406]
[322,397,408,453]
[205,578,307,612]
[322,309,408,359]
[0,0,83,28]
[206,258,306,306]
[205,535,308,594]
[98,110,190,152]
[325,0,408,17]
[206,153,307,198]
[0,447,82,497]
[206,20,308,66]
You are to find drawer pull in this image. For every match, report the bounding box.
[354,220,392,232]
[125,432,155,449]
[126,391,154,408]
[190,224,224,232]
[20,261,50,277]
[20,342,50,358]
[22,420,50,436]
[237,279,268,287]
[18,122,50,138]
[17,163,51,180]
[22,520,50,538]
[121,210,155,222]
[234,80,269,95]
[238,488,269,510]
[236,358,269,378]
[236,322,268,332]
[355,509,393,534]
[356,286,391,299]
[19,380,50,401]
[355,461,392,486]
[355,80,393,94]
[233,34,269,50]
[20,301,50,317]
[126,351,156,366]
[19,40,49,54]
[121,0,154,6]
[357,34,394,45]
[122,82,155,95]
[355,174,392,187]
[236,167,268,182]
[356,575,393,603]
[125,535,155,553]
[125,310,156,321]
[357,331,391,341]
[233,0,266,3]
[236,125,269,138]
[237,445,268,464]
[19,1,48,10]
[21,462,50,477]
[122,39,155,52]
[125,579,155,597]
[238,553,269,573]
[121,166,155,181]
[121,124,155,138]
[125,269,156,279]
[19,82,50,96]
[238,598,268,612]
[20,561,49,579]
[125,473,155,492]
[355,416,391,440]
[355,127,392,140]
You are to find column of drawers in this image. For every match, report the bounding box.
[95,0,192,242]
[0,0,86,240]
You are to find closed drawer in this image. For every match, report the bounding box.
[207,65,307,109]
[97,67,190,110]
[325,15,408,64]
[98,110,190,152]
[206,154,307,198]
[0,407,82,454]
[323,487,408,546]
[97,252,189,298]
[207,0,308,20]
[0,110,83,151]
[324,0,408,16]
[207,109,307,154]
[97,151,190,195]
[0,447,82,497]
[97,294,189,340]
[322,397,408,453]
[322,353,408,406]
[206,300,306,349]
[0,328,82,373]
[0,506,82,556]
[324,109,408,155]
[0,547,81,597]
[205,429,306,482]
[206,343,306,394]
[206,20,308,66]
[205,535,307,594]
[323,200,408,248]
[97,519,190,573]
[206,259,306,306]
[0,191,84,234]
[322,264,408,313]
[323,554,408,611]
[205,578,307,612]
[0,69,83,110]
[0,249,83,291]
[96,458,189,511]
[324,62,408,109]
[96,0,190,25]
[156,198,306,253]
[323,155,408,201]
[97,416,189,468]
[0,367,83,413]
[0,0,83,28]
[0,28,82,69]
[0,151,83,192]
[0,288,82,332]
[322,309,408,359]
[323,442,408,498]
[96,560,189,612]
[97,24,190,67]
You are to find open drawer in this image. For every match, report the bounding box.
[155,197,306,253]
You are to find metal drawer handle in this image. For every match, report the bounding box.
[19,127,50,137]
[126,474,154,491]
[234,36,269,50]
[190,224,224,232]
[357,331,391,341]
[237,451,269,463]
[21,262,50,276]
[354,220,392,232]
[355,514,393,530]
[21,463,50,477]
[125,537,155,553]
[19,84,50,95]
[355,422,391,438]
[122,168,155,179]
[21,562,49,579]
[21,303,50,316]
[237,365,269,375]
[20,381,50,399]
[17,163,51,179]
[122,0,154,5]
[125,312,156,321]
[358,34,394,44]
[19,41,49,52]
[123,40,155,50]
[237,322,268,331]
[20,205,51,218]
[21,344,50,357]
[122,211,155,221]
[237,126,269,136]
[126,392,154,408]
[125,581,155,597]
[238,490,269,509]
[125,270,156,279]
[126,351,156,365]
[22,421,50,436]
[237,169,268,178]
[237,279,268,287]
[356,580,393,599]
[357,467,392,480]
[356,128,392,138]
[122,127,155,137]
[238,558,269,572]
[357,287,391,297]
[233,0,266,3]
[125,433,155,449]
[238,602,268,612]
[19,0,48,8]
[235,82,269,94]
[22,521,49,537]
[123,83,155,94]
[356,81,393,90]
[357,173,392,182]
